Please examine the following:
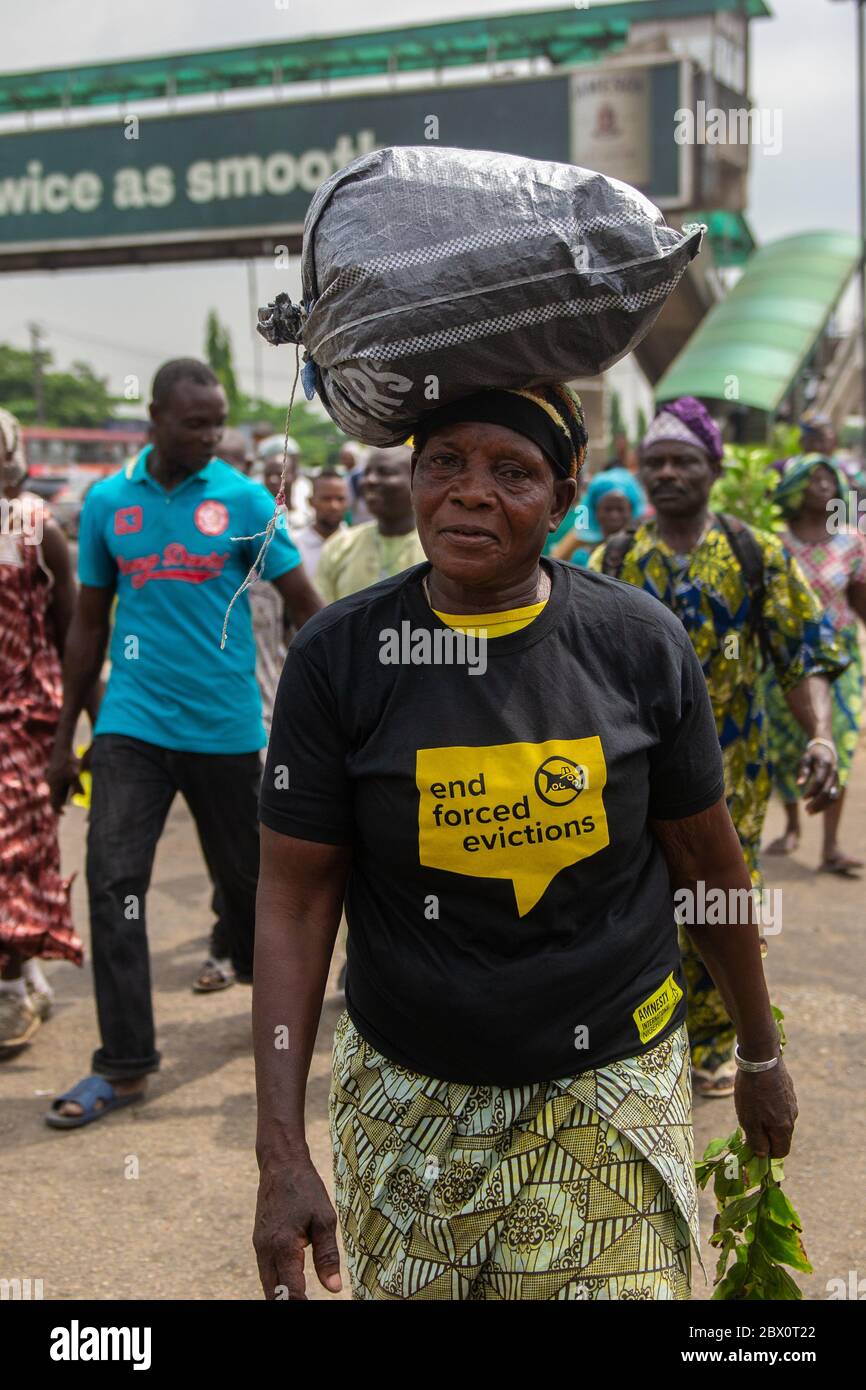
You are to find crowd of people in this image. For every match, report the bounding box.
[1,363,864,1299]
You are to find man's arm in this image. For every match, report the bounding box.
[40,520,76,656]
[271,565,322,631]
[46,583,114,811]
[42,520,106,728]
[253,826,351,1299]
[651,797,797,1158]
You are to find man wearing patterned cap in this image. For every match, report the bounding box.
[590,396,847,1098]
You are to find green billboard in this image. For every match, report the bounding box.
[0,62,689,270]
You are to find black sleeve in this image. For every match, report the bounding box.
[259,644,353,844]
[647,632,725,821]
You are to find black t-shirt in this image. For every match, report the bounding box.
[260,559,724,1085]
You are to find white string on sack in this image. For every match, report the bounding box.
[220,344,302,650]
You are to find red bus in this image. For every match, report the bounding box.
[22,426,148,481]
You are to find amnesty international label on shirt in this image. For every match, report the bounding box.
[417,738,609,917]
[633,971,683,1045]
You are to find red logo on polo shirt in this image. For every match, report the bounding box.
[114,505,143,535]
[194,500,229,537]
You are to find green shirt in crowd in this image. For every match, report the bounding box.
[316,521,426,603]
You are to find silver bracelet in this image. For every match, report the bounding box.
[734,1043,780,1073]
[806,736,838,766]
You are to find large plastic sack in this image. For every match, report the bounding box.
[257,146,703,446]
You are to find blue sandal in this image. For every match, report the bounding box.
[45,1075,145,1130]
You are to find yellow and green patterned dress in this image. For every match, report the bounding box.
[327,585,704,1301]
[330,1012,699,1300]
[590,519,847,1072]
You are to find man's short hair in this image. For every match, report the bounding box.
[313,468,346,488]
[365,445,412,472]
[151,358,220,408]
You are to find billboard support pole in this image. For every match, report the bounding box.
[247,260,263,404]
[28,322,46,424]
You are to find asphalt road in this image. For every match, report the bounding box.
[1,735,864,1302]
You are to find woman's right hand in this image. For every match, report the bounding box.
[46,741,83,813]
[253,1153,343,1300]
[734,1056,798,1159]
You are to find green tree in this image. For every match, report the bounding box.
[44,361,115,427]
[710,445,784,533]
[205,310,241,419]
[635,406,648,447]
[770,423,801,459]
[236,393,345,471]
[0,344,35,421]
[0,343,113,427]
[200,311,349,467]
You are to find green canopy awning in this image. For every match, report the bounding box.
[0,1,772,114]
[686,209,757,267]
[655,231,861,412]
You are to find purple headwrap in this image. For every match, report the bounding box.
[642,396,723,465]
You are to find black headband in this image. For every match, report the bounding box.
[413,389,583,479]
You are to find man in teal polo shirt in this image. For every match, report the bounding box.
[44,358,321,1128]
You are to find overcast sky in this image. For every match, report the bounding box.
[0,0,859,401]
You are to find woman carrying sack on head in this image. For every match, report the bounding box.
[252,384,797,1302]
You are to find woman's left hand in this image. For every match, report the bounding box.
[796,741,838,813]
[734,1058,798,1158]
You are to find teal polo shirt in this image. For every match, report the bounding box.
[78,447,301,754]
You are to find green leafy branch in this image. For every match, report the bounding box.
[695,1008,811,1299]
[710,445,785,535]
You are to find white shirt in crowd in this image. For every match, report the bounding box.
[294,521,346,580]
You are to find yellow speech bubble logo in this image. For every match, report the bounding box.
[417,738,609,917]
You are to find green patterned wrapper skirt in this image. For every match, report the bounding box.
[681,742,768,1078]
[329,1013,699,1300]
[766,623,864,801]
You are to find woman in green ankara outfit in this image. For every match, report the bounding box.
[765,453,866,874]
[253,384,796,1302]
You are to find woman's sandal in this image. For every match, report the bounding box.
[192,957,236,993]
[692,1061,737,1100]
[45,1075,145,1130]
[765,832,799,855]
[818,855,863,878]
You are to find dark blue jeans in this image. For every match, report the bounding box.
[86,734,261,1080]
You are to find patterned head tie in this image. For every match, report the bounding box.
[412,384,588,480]
[0,407,27,486]
[774,452,847,517]
[641,396,723,466]
[577,468,647,544]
